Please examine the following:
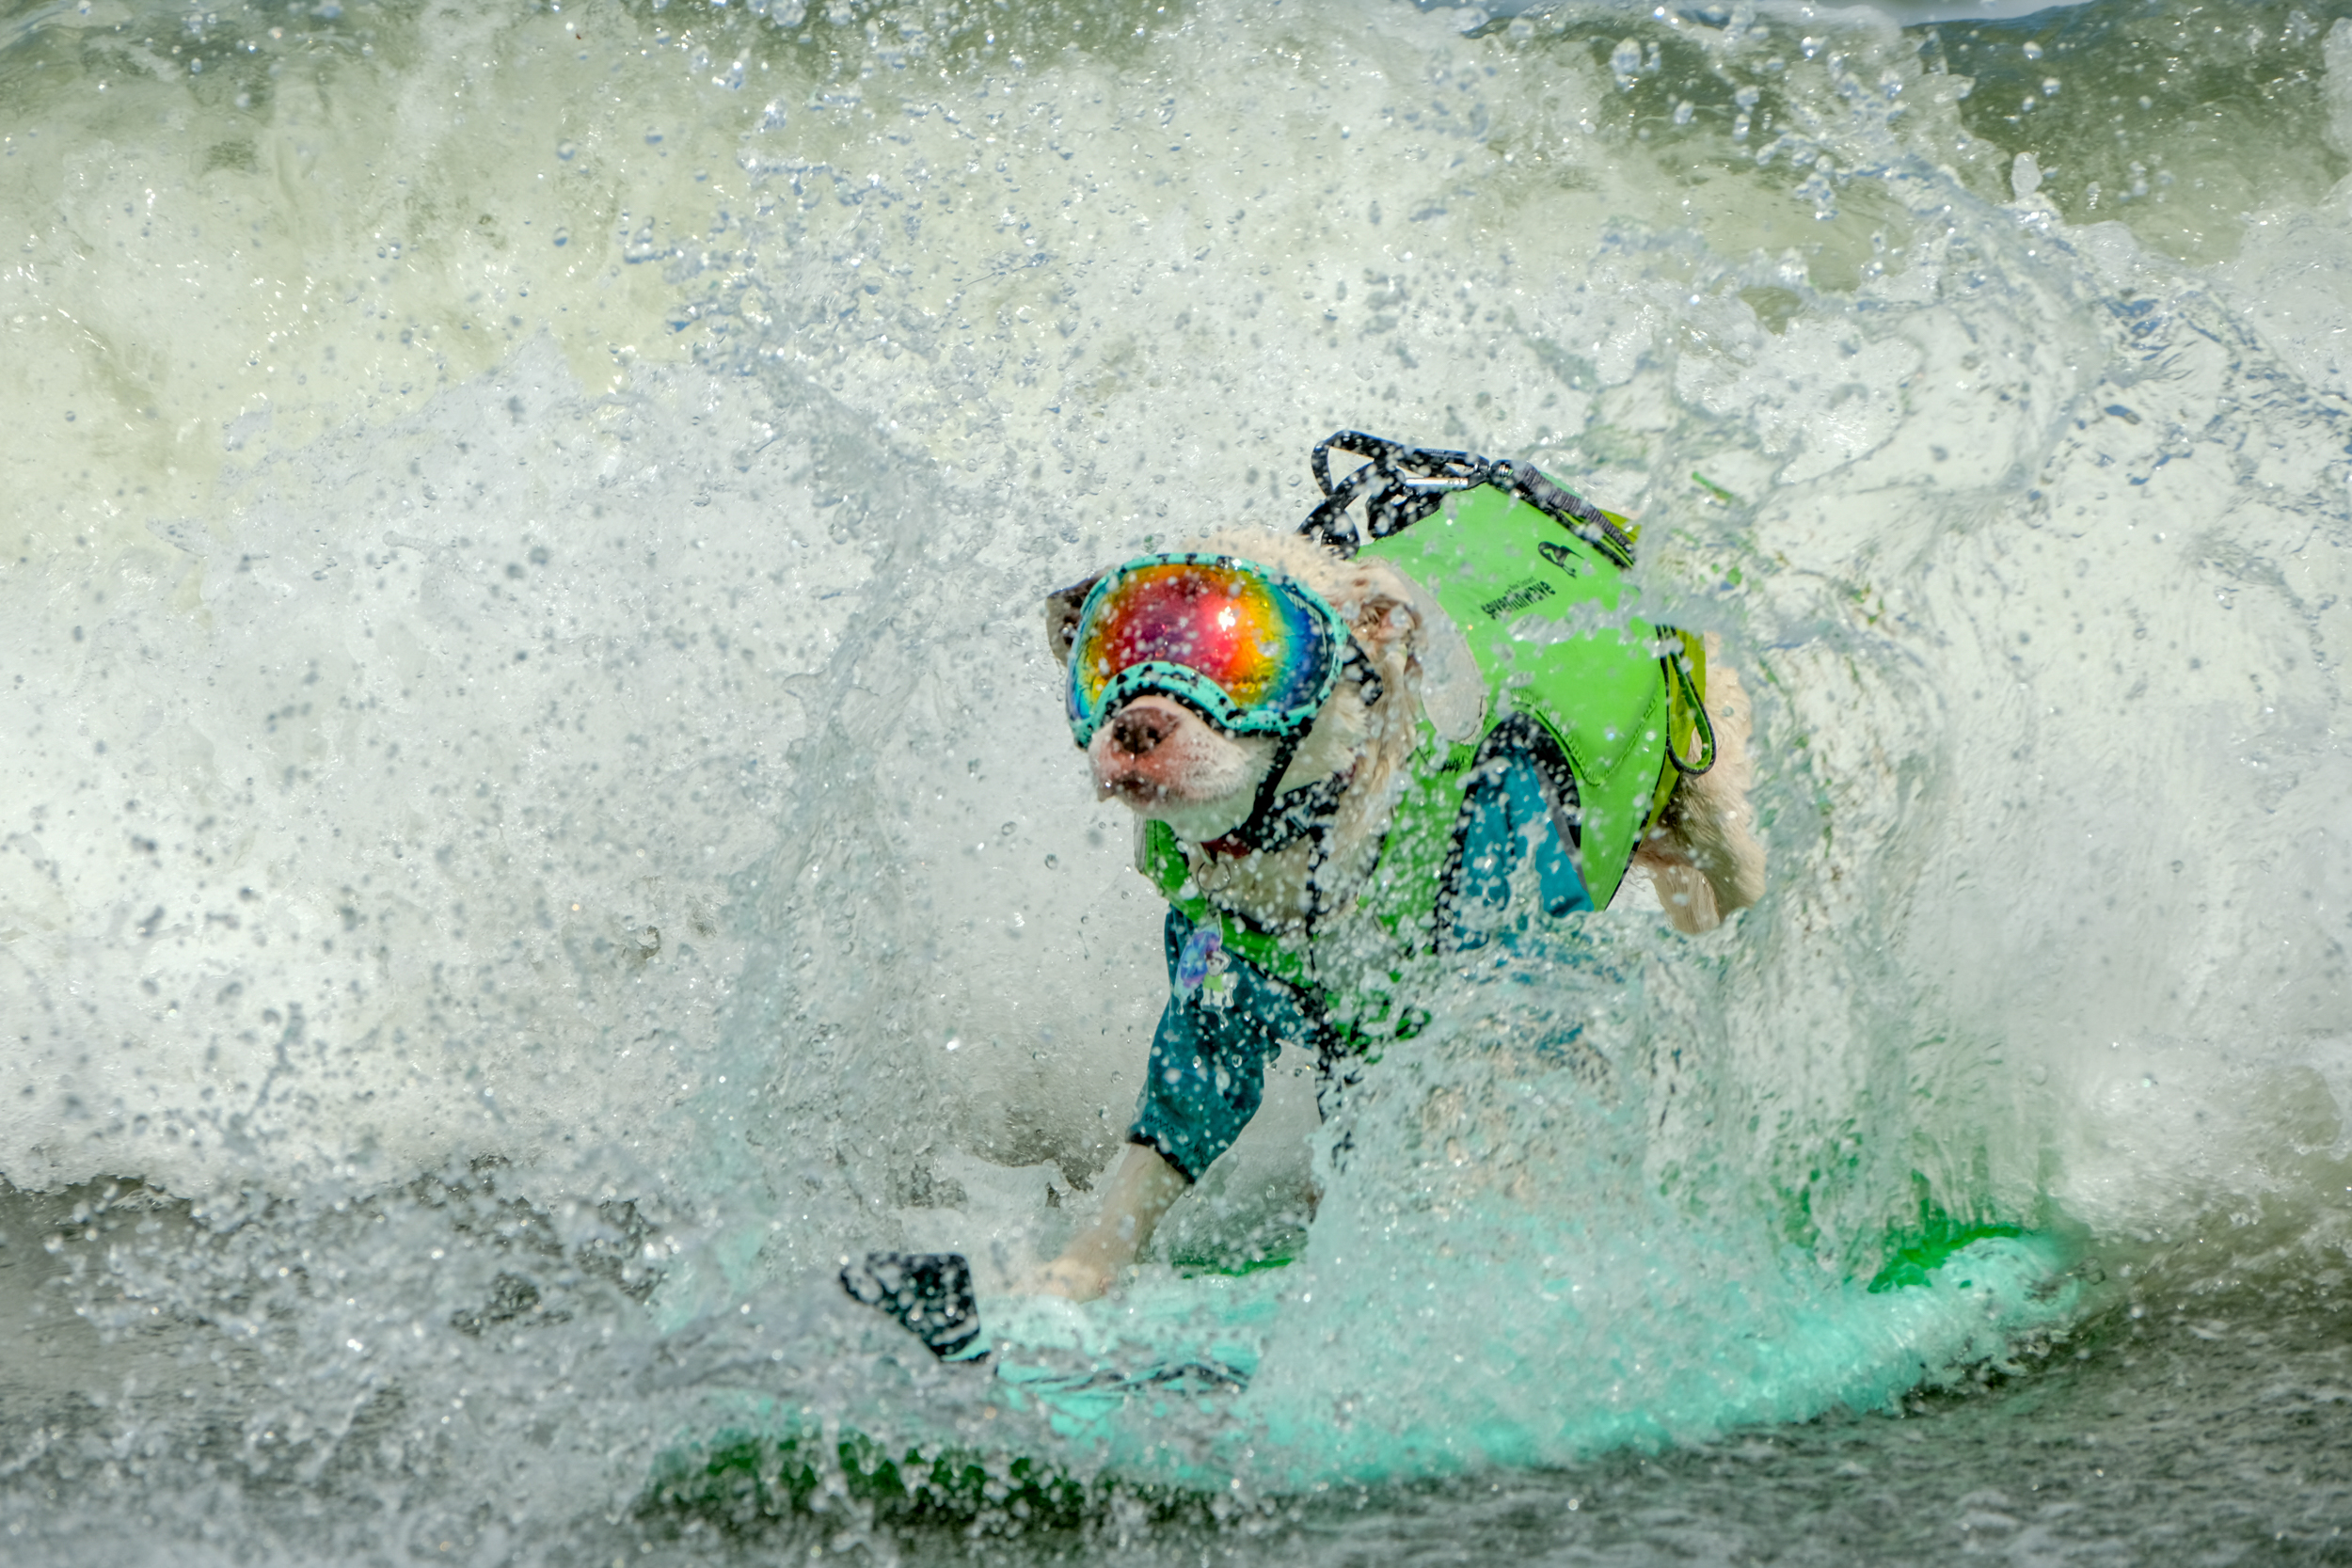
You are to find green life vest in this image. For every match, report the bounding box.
[1139,467,1711,1022]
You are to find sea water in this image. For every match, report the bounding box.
[3,0,2350,1560]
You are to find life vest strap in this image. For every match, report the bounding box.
[1661,639,1718,778]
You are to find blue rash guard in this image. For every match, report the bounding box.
[1129,745,1595,1182]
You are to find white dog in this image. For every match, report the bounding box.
[1026,468,1764,1300]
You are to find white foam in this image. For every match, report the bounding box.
[4,0,2349,1284]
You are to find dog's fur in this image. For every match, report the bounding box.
[1079,526,1765,936]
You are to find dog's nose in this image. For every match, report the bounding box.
[1109,705,1176,757]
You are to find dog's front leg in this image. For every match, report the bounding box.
[1014,1143,1190,1302]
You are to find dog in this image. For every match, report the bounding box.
[1021,506,1765,1301]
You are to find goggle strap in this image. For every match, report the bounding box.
[1043,572,1104,662]
[1342,641,1384,711]
[1227,768,1352,858]
[1231,726,1314,857]
[1216,638,1381,856]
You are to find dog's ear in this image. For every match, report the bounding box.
[1043,574,1104,662]
[1350,592,1416,651]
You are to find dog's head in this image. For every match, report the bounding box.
[1044,531,1422,846]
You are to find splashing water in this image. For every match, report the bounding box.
[5,0,2352,1560]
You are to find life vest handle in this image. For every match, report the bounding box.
[1310,430,1487,499]
[1302,431,1636,567]
[1302,432,1479,553]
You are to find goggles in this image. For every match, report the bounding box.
[1062,554,1349,747]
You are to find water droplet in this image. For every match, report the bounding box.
[1043,854,1058,869]
[556,140,577,160]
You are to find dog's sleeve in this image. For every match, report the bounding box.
[1127,907,1329,1183]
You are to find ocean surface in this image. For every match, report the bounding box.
[4,0,2351,1560]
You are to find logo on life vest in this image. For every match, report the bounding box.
[1176,925,1235,1010]
[1478,577,1557,620]
[1536,540,1582,577]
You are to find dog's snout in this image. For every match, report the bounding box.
[1109,705,1177,757]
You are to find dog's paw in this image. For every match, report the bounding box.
[1010,1255,1114,1304]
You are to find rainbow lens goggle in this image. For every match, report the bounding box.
[1061,554,1349,747]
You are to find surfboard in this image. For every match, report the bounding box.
[641,1228,2082,1527]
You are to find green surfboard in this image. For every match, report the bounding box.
[644,1229,2080,1527]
